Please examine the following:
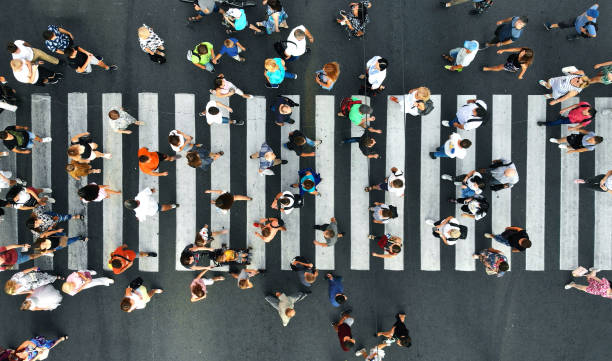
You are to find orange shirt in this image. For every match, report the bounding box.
[109,245,137,274]
[138,147,160,175]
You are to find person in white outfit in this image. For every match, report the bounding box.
[442,99,487,130]
[20,284,63,311]
[124,187,178,222]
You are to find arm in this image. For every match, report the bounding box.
[372,252,394,258]
[236,42,246,51]
[517,64,528,79]
[549,91,578,106]
[27,62,37,83]
[193,63,207,70]
[497,47,521,53]
[147,170,168,177]
[367,154,380,159]
[463,170,475,182]
[194,269,208,281]
[215,101,233,113]
[213,53,222,63]
[58,27,74,39]
[271,192,283,209]
[594,60,612,69]
[204,189,224,194]
[71,132,89,142]
[567,148,590,154]
[496,17,513,25]
[560,104,579,114]
[303,28,315,43]
[313,240,328,247]
[12,148,31,154]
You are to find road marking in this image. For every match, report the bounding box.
[594,97,612,270]
[0,109,17,250]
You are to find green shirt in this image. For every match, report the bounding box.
[191,42,214,65]
[348,97,364,126]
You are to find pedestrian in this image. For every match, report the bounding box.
[7,40,59,65]
[199,99,244,125]
[253,217,286,243]
[425,216,467,246]
[188,0,223,22]
[284,130,320,157]
[230,268,262,290]
[281,25,314,61]
[337,96,374,128]
[77,183,121,203]
[61,270,114,296]
[376,313,412,348]
[544,4,599,41]
[370,233,402,259]
[0,243,46,271]
[65,47,117,73]
[68,132,111,163]
[264,57,297,88]
[0,125,50,155]
[0,76,18,114]
[537,101,595,129]
[194,224,227,248]
[9,59,62,86]
[538,70,590,106]
[138,24,166,64]
[190,268,224,302]
[4,266,60,295]
[205,189,251,214]
[429,132,472,159]
[124,187,178,222]
[474,248,509,277]
[212,37,246,63]
[138,147,176,177]
[484,226,532,253]
[326,273,347,307]
[210,74,253,100]
[65,160,100,180]
[332,309,356,351]
[450,195,488,220]
[441,99,488,131]
[404,87,433,116]
[42,25,74,54]
[315,62,340,90]
[443,40,479,72]
[484,16,528,48]
[590,60,612,85]
[222,8,252,34]
[484,158,519,191]
[5,185,54,210]
[271,95,298,126]
[20,284,63,311]
[369,202,398,224]
[313,217,344,248]
[168,129,193,153]
[359,56,388,96]
[441,169,484,197]
[549,129,603,154]
[26,207,82,239]
[250,142,286,176]
[482,47,534,80]
[290,256,318,287]
[186,145,223,171]
[120,278,163,312]
[291,168,321,196]
[209,245,251,266]
[336,1,371,38]
[264,291,308,327]
[440,0,493,15]
[0,170,24,190]
[12,336,68,361]
[107,107,144,135]
[565,267,612,298]
[32,232,87,255]
[189,41,216,72]
[271,190,303,214]
[365,167,405,197]
[355,344,389,360]
[575,169,612,194]
[252,0,289,35]
[180,243,213,271]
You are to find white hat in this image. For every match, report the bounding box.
[227,8,242,18]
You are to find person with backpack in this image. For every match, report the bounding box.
[189,41,216,72]
[222,8,255,34]
[291,168,321,196]
[290,256,318,287]
[120,278,163,313]
[108,244,156,275]
[341,127,382,159]
[365,167,405,197]
[180,244,214,271]
[138,147,176,177]
[284,129,320,157]
[441,169,484,197]
[0,125,51,155]
[450,195,488,220]
[370,202,398,224]
[549,129,604,154]
[484,158,519,191]
[370,233,402,259]
[403,87,433,116]
[483,16,528,48]
[271,95,298,126]
[359,56,388,96]
[482,47,534,80]
[376,312,412,348]
[138,24,165,64]
[544,4,599,40]
[253,217,285,243]
[425,216,468,246]
[442,99,487,130]
[537,101,596,129]
[485,226,532,253]
[250,142,287,175]
[281,25,314,62]
[271,190,303,214]
[338,96,375,129]
[443,40,479,73]
[429,132,472,159]
[474,248,509,277]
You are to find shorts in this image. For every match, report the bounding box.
[377,235,389,249]
[566,134,585,149]
[378,182,389,191]
[16,250,31,265]
[196,3,219,16]
[25,131,36,149]
[156,152,168,161]
[344,317,355,327]
[504,62,520,72]
[81,55,101,74]
[221,116,229,124]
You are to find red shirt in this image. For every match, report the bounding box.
[337,323,352,351]
[568,102,593,126]
[0,246,18,270]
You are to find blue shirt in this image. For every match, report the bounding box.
[44,25,71,52]
[258,142,274,170]
[575,5,598,36]
[328,276,344,307]
[582,131,597,151]
[497,17,523,42]
[219,38,240,57]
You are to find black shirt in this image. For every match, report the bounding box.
[393,318,409,339]
[181,244,209,269]
[2,126,30,150]
[67,49,88,70]
[71,136,92,159]
[358,132,376,156]
[273,96,292,124]
[506,53,521,68]
[501,229,529,251]
[286,130,308,156]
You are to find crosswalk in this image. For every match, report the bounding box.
[0,92,611,272]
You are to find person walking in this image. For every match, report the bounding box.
[575,169,612,194]
[565,267,612,298]
[441,99,488,130]
[271,95,298,126]
[252,0,289,35]
[199,99,244,126]
[271,190,303,214]
[537,101,595,129]
[370,203,398,224]
[440,0,493,15]
[253,217,285,243]
[450,195,488,220]
[291,168,321,196]
[20,284,63,311]
[180,244,214,271]
[365,167,405,197]
[222,8,252,34]
[474,248,509,277]
[264,291,308,327]
[484,227,532,253]
[189,41,216,72]
[544,4,599,41]
[290,256,318,287]
[1,125,51,155]
[337,96,374,128]
[65,46,117,73]
[32,232,87,255]
[186,144,223,171]
[138,24,166,64]
[230,268,262,290]
[107,107,144,135]
[336,0,371,38]
[77,183,121,203]
[66,160,100,180]
[284,130,320,157]
[12,336,68,361]
[188,0,223,22]
[425,216,467,246]
[194,224,228,248]
[138,147,176,177]
[61,270,114,296]
[429,132,472,159]
[315,62,340,90]
[0,76,18,114]
[250,142,287,175]
[120,278,163,312]
[549,129,603,154]
[313,217,344,248]
[441,169,484,197]
[264,57,297,88]
[9,59,61,86]
[484,158,519,191]
[376,313,412,348]
[190,268,225,302]
[484,16,528,48]
[341,127,382,159]
[443,40,479,72]
[7,40,59,65]
[42,25,74,54]
[0,170,24,190]
[327,273,347,307]
[482,47,534,80]
[124,187,178,222]
[210,74,253,100]
[403,87,433,116]
[168,129,193,153]
[538,70,590,106]
[590,60,612,85]
[213,37,246,63]
[359,56,388,96]
[332,309,356,351]
[205,189,251,214]
[370,233,402,259]
[5,185,55,210]
[68,132,111,163]
[0,243,46,271]
[282,25,314,61]
[26,207,82,239]
[4,267,60,295]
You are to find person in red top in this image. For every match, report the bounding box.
[108,244,157,274]
[0,243,46,271]
[332,309,356,351]
[537,101,596,129]
[138,147,176,176]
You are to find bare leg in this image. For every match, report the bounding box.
[160,203,178,211]
[483,64,505,72]
[211,229,228,237]
[105,188,121,195]
[233,195,252,201]
[96,60,110,70]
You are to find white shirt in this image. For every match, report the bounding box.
[455,48,477,67]
[456,100,486,130]
[205,100,224,125]
[465,172,483,195]
[134,187,158,222]
[366,56,386,90]
[11,40,34,61]
[444,133,467,159]
[13,190,32,209]
[279,191,295,215]
[168,130,185,152]
[285,25,307,57]
[403,91,420,116]
[12,61,37,84]
[440,218,460,245]
[0,170,12,189]
[387,169,405,196]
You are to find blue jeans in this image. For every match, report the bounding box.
[494,235,510,247]
[284,72,297,79]
[284,136,315,148]
[285,55,299,62]
[543,116,571,126]
[222,116,229,124]
[53,233,84,251]
[450,117,461,128]
[433,146,449,158]
[342,137,360,144]
[26,131,36,149]
[449,48,460,59]
[203,62,214,72]
[16,250,33,265]
[45,211,72,222]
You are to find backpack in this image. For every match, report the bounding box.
[340,97,362,116]
[273,40,297,58]
[388,205,399,218]
[418,99,434,116]
[5,185,23,203]
[584,21,598,33]
[149,53,166,64]
[448,222,469,240]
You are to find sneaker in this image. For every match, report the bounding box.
[287,118,295,124]
[41,137,52,143]
[424,219,435,226]
[564,282,574,290]
[355,348,366,357]
[558,144,567,149]
[172,204,180,209]
[484,233,494,239]
[0,151,8,157]
[147,252,158,257]
[440,1,449,7]
[89,270,97,276]
[537,121,545,126]
[103,153,112,159]
[429,152,436,159]
[441,120,449,127]
[441,174,453,181]
[47,79,59,85]
[15,178,26,186]
[589,267,600,273]
[281,160,288,164]
[245,94,254,99]
[107,65,119,71]
[549,138,558,143]
[448,198,457,203]
[234,120,245,126]
[543,22,552,31]
[538,80,549,88]
[574,179,585,184]
[198,111,206,117]
[293,74,298,79]
[314,140,322,146]
[41,188,52,194]
[55,72,64,79]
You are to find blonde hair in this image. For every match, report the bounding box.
[238,279,251,289]
[323,62,340,82]
[9,59,23,71]
[137,26,150,39]
[579,76,590,89]
[4,280,18,295]
[61,282,75,294]
[264,58,279,72]
[417,87,431,101]
[449,229,461,239]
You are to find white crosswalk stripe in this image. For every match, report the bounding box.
[0,110,18,253]
[594,97,612,270]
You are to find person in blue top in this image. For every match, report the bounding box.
[213,38,246,63]
[484,16,528,48]
[252,0,288,35]
[223,8,259,34]
[544,3,599,41]
[291,168,321,196]
[264,58,297,88]
[327,273,347,307]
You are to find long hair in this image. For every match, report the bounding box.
[323,62,340,82]
[518,47,534,66]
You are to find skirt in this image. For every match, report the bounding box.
[566,134,585,149]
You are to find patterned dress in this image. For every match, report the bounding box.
[586,277,612,299]
[139,24,164,53]
[30,206,56,238]
[345,1,370,37]
[108,106,137,131]
[8,270,58,294]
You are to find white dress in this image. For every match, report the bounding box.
[26,284,63,311]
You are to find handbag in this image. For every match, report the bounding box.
[273,40,296,58]
[129,277,144,291]
[149,53,166,64]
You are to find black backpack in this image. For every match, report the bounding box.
[418,99,435,116]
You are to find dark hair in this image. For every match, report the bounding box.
[25,217,36,231]
[294,136,306,146]
[378,58,388,70]
[324,229,336,239]
[365,138,375,147]
[518,48,534,66]
[302,179,315,190]
[391,179,403,188]
[192,283,205,298]
[186,151,202,168]
[279,197,291,206]
[459,139,472,149]
[138,155,149,163]
[65,163,75,172]
[215,192,234,210]
[593,136,604,144]
[120,298,132,312]
[335,294,347,304]
[108,110,120,120]
[390,244,402,254]
[213,77,224,90]
[6,42,17,54]
[520,239,532,249]
[110,259,123,269]
[196,44,208,55]
[589,108,598,117]
[343,340,355,349]
[67,147,80,157]
[0,131,8,140]
[180,252,193,266]
[399,336,412,347]
[518,16,528,24]
[124,199,139,210]
[382,209,393,218]
[498,261,509,272]
[168,135,180,146]
[352,2,367,20]
[267,0,282,11]
[65,47,77,56]
[208,107,219,115]
[475,106,487,118]
[472,176,485,189]
[78,184,100,201]
[195,233,209,247]
[0,200,7,208]
[42,30,54,40]
[261,228,271,237]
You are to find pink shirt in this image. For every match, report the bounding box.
[65,271,92,295]
[568,102,593,125]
